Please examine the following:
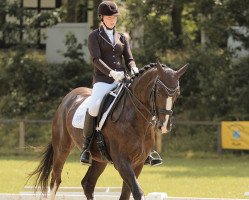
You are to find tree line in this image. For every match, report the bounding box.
[0,0,249,122]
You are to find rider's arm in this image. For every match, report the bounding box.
[88,32,112,76]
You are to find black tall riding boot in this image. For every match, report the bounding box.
[80,111,96,165]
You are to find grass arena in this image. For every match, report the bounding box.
[0,156,249,200]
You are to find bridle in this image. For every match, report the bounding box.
[150,76,179,118]
[123,76,179,126]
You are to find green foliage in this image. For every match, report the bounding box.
[224,0,249,26]
[0,122,51,155]
[0,29,92,155]
[173,47,249,121]
[92,0,102,29]
[227,56,249,119]
[0,48,49,117]
[165,124,218,153]
[1,0,249,156]
[25,122,51,151]
[30,11,61,28]
[175,47,230,120]
[0,45,92,118]
[125,0,249,64]
[125,1,174,63]
[62,32,86,63]
[0,123,19,155]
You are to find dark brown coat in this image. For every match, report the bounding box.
[88,26,136,84]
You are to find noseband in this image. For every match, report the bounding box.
[150,76,179,118]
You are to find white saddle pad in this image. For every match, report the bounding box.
[72,83,124,130]
[72,97,90,129]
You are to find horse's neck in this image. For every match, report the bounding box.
[130,68,157,107]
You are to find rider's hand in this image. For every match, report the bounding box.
[109,70,125,82]
[131,67,139,76]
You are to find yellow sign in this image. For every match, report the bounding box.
[221,121,249,150]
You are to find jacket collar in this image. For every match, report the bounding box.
[98,26,121,47]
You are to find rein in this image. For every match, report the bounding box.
[124,85,154,125]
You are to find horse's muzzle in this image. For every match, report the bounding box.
[157,118,172,134]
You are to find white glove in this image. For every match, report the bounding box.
[131,67,139,75]
[109,70,125,82]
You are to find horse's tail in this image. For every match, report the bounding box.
[28,142,53,194]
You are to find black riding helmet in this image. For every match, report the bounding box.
[98,1,120,16]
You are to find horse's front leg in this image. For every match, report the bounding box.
[81,160,107,200]
[120,181,131,200]
[119,163,144,200]
[116,160,144,200]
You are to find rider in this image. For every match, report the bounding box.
[80,1,162,166]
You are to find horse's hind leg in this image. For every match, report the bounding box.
[81,160,107,200]
[50,126,73,200]
[50,147,71,200]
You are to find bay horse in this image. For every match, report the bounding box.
[28,61,187,200]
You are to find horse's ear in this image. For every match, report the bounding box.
[156,59,164,77]
[176,63,188,79]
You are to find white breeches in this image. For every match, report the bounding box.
[88,82,117,117]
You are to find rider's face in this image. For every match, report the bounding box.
[102,15,117,29]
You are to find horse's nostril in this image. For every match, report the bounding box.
[156,120,163,129]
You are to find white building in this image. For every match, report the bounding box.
[2,0,94,63]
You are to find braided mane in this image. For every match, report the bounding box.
[130,63,168,81]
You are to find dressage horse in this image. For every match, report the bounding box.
[28,61,187,200]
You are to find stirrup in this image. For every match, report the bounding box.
[80,150,92,166]
[146,150,163,166]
